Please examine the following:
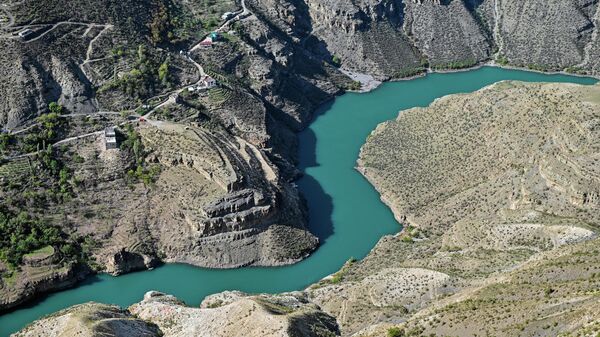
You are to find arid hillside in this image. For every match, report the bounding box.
[333,81,600,336]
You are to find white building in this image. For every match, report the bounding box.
[221,12,235,20]
[201,75,217,89]
[18,29,34,39]
[104,126,117,150]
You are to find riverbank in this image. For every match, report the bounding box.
[345,62,600,94]
[2,68,598,337]
[347,80,600,336]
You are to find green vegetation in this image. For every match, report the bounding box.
[149,0,173,45]
[48,102,64,115]
[206,299,223,308]
[158,61,170,85]
[393,66,426,79]
[330,257,356,284]
[345,81,361,91]
[23,245,55,259]
[0,208,72,267]
[208,87,234,104]
[0,133,14,155]
[121,125,161,186]
[496,55,509,66]
[255,297,295,315]
[401,236,413,243]
[332,55,342,68]
[565,66,586,75]
[387,327,405,337]
[17,112,66,154]
[526,63,552,72]
[431,59,478,70]
[99,45,172,99]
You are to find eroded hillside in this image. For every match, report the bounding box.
[12,81,600,337]
[335,81,600,336]
[2,0,600,332]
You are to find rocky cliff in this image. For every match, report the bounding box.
[14,291,340,337]
[4,0,600,128]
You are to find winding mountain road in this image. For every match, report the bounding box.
[190,0,249,52]
[3,1,255,161]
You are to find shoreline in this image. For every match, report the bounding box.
[343,62,600,94]
[4,63,599,327]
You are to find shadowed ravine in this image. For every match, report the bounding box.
[0,67,597,336]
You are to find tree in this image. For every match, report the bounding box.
[158,61,169,85]
[332,55,342,67]
[387,327,405,337]
[0,133,13,153]
[48,102,63,115]
[149,1,171,45]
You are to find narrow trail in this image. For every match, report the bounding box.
[5,131,103,161]
[79,23,114,111]
[190,0,248,52]
[84,24,113,62]
[23,22,94,43]
[3,2,255,162]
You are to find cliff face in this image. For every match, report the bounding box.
[248,0,600,77]
[2,0,600,128]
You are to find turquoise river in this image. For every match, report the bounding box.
[0,67,597,336]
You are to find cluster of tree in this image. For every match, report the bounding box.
[36,145,74,201]
[149,0,175,45]
[0,133,14,155]
[120,125,161,186]
[0,207,74,267]
[21,109,65,153]
[101,45,171,99]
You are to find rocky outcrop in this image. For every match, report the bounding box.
[0,262,90,312]
[104,249,160,276]
[129,291,340,337]
[130,123,318,269]
[14,291,340,337]
[13,302,162,337]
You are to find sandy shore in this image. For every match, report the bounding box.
[340,69,383,93]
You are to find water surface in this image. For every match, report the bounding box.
[1,67,596,335]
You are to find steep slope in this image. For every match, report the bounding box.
[313,81,600,335]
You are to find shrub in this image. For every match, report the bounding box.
[48,102,64,115]
[332,55,342,67]
[388,327,405,337]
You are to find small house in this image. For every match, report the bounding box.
[199,38,213,47]
[201,75,217,89]
[221,12,235,20]
[104,126,117,150]
[18,29,34,40]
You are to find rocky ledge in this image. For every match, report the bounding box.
[14,290,340,337]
